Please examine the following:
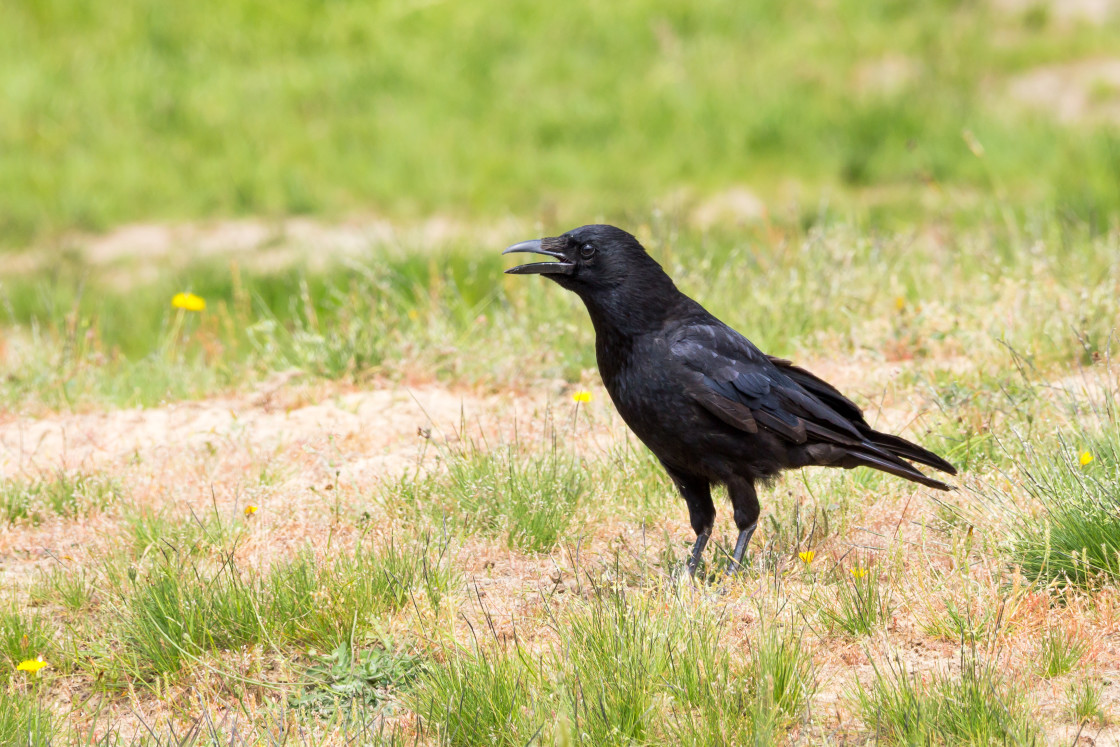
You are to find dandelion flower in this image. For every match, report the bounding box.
[572,391,592,404]
[244,504,259,516]
[171,292,206,312]
[894,296,906,311]
[798,550,815,565]
[1079,451,1093,466]
[17,658,47,674]
[850,567,868,579]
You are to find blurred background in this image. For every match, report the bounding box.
[1,0,1118,407]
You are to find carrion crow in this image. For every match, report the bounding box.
[503,224,956,573]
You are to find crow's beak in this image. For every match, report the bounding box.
[502,239,575,275]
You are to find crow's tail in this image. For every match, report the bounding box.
[842,449,954,491]
[858,426,958,476]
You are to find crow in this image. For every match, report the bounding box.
[503,224,956,574]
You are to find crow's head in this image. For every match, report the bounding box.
[503,224,665,295]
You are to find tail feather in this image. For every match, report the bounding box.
[843,450,953,491]
[859,427,958,475]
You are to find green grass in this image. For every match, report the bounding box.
[0,606,52,684]
[0,691,52,747]
[1,472,118,525]
[3,218,1117,412]
[30,564,96,613]
[989,396,1120,589]
[919,595,1005,643]
[1066,678,1107,726]
[819,557,894,637]
[410,579,814,745]
[75,530,458,683]
[1037,626,1087,678]
[410,641,545,747]
[853,650,1040,745]
[3,1,1120,246]
[387,435,587,553]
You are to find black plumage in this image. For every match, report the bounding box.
[503,224,956,572]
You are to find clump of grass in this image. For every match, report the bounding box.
[853,650,1039,744]
[271,532,457,648]
[124,506,237,558]
[0,690,52,747]
[991,417,1120,589]
[30,565,96,613]
[412,576,813,745]
[0,606,53,684]
[919,595,1005,643]
[563,584,812,743]
[561,585,691,744]
[0,472,118,525]
[120,551,263,677]
[390,436,586,553]
[596,441,674,525]
[1038,626,1086,678]
[819,558,893,637]
[745,622,816,737]
[104,531,456,681]
[409,641,545,747]
[1066,678,1107,726]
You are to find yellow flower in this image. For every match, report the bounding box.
[17,658,47,674]
[171,292,206,312]
[850,567,868,579]
[244,504,259,516]
[894,296,906,311]
[798,550,815,565]
[572,391,592,404]
[1079,451,1094,467]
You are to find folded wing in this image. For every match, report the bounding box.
[672,325,956,490]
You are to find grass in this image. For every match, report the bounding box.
[985,376,1120,589]
[0,606,52,684]
[1,354,1117,739]
[3,1,1120,246]
[0,691,52,747]
[387,433,587,553]
[3,217,1118,413]
[1,4,1118,739]
[49,528,460,684]
[853,650,1040,745]
[410,641,544,747]
[30,564,95,613]
[1037,626,1087,678]
[1,472,118,525]
[410,578,814,746]
[819,556,894,637]
[1066,678,1107,726]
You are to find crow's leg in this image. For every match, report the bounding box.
[662,463,714,576]
[727,477,760,574]
[687,531,711,576]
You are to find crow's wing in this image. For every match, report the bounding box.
[669,323,955,488]
[766,356,866,426]
[670,324,867,448]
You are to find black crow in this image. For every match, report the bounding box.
[503,224,956,573]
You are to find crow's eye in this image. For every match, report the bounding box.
[580,242,596,259]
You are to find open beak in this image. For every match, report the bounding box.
[502,239,575,275]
